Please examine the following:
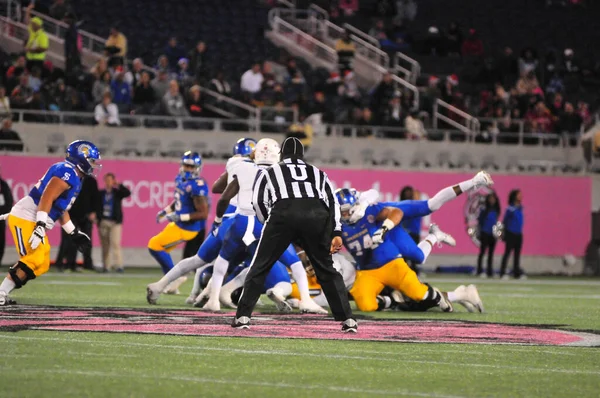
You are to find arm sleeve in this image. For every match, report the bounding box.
[252,170,271,224]
[322,173,342,237]
[118,184,131,199]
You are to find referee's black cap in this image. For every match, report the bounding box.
[281,137,304,159]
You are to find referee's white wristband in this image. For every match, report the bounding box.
[180,214,191,222]
[36,211,48,225]
[382,219,395,231]
[62,220,76,234]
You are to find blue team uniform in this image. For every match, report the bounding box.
[379,201,431,264]
[148,176,209,273]
[9,161,82,277]
[341,205,429,311]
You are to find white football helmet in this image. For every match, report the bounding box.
[254,138,280,165]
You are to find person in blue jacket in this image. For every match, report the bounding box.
[500,189,524,279]
[477,192,500,278]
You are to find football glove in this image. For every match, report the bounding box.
[71,228,91,252]
[156,209,168,223]
[166,213,180,222]
[0,213,8,221]
[28,221,46,250]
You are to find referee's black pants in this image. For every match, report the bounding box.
[236,199,353,321]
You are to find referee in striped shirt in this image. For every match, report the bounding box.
[233,137,356,333]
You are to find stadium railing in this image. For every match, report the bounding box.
[433,99,481,136]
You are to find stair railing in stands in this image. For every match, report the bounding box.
[433,99,481,139]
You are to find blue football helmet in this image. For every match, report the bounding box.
[65,140,102,177]
[335,188,359,224]
[180,151,202,179]
[232,138,256,156]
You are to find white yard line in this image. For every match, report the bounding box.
[425,278,600,287]
[1,334,597,375]
[480,293,600,300]
[0,367,464,398]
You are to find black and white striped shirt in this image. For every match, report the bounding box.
[252,158,342,235]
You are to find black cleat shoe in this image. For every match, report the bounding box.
[341,318,358,333]
[231,316,251,329]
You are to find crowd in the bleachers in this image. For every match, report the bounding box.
[1,0,599,152]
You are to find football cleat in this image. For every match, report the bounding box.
[299,299,329,315]
[472,170,494,189]
[341,318,358,333]
[201,299,221,312]
[435,287,453,312]
[478,273,488,279]
[163,276,187,295]
[185,294,197,305]
[429,224,456,247]
[266,289,292,313]
[501,274,510,281]
[286,298,301,309]
[0,292,16,306]
[146,283,162,305]
[453,285,480,313]
[231,316,251,329]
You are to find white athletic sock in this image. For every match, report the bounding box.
[417,234,438,263]
[447,291,457,302]
[312,293,329,308]
[427,187,457,211]
[0,277,16,295]
[223,268,249,292]
[208,255,229,302]
[190,268,203,297]
[289,261,311,301]
[156,255,206,291]
[271,282,292,298]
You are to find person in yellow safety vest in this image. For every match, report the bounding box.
[24,3,49,72]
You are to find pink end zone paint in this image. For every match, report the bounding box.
[0,155,591,256]
[1,307,598,346]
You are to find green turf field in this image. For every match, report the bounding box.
[1,270,599,398]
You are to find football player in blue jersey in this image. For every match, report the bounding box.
[0,140,101,305]
[348,171,494,265]
[147,151,209,289]
[336,188,484,313]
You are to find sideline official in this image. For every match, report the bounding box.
[233,137,356,333]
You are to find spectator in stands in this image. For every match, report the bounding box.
[262,62,277,92]
[335,30,356,74]
[151,70,170,100]
[561,48,580,76]
[94,92,121,126]
[176,58,194,89]
[518,48,538,77]
[93,70,112,104]
[24,3,49,73]
[577,101,592,127]
[64,89,86,112]
[240,62,264,99]
[548,92,564,115]
[10,74,34,109]
[497,47,519,87]
[155,55,170,73]
[546,73,565,95]
[124,58,144,88]
[515,71,540,97]
[405,110,426,140]
[188,41,208,85]
[526,102,554,133]
[356,108,374,136]
[307,91,329,121]
[445,22,463,56]
[63,12,81,78]
[396,0,418,22]
[162,80,188,117]
[0,119,23,151]
[287,115,314,149]
[110,68,132,107]
[50,0,71,20]
[186,85,204,117]
[369,20,388,42]
[91,58,108,80]
[5,56,27,82]
[371,72,395,123]
[556,102,582,136]
[339,0,358,16]
[441,74,459,103]
[164,37,186,72]
[49,78,71,110]
[342,71,360,106]
[28,67,42,92]
[461,29,484,57]
[384,94,403,127]
[29,89,46,112]
[209,70,232,97]
[105,27,128,67]
[424,26,445,56]
[133,71,156,114]
[0,87,10,119]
